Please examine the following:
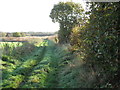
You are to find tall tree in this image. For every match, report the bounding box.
[13,32,21,37]
[50,2,84,43]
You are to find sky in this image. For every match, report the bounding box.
[0,0,86,32]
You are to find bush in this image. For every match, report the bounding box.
[69,2,119,88]
[12,32,26,37]
[13,32,21,37]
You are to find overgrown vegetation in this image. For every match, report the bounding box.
[1,40,70,88]
[1,1,119,89]
[50,2,85,44]
[50,2,119,88]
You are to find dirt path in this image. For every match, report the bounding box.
[19,40,59,88]
[2,40,64,88]
[18,46,47,88]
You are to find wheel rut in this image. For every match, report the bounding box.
[18,46,47,88]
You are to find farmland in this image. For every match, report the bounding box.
[0,33,119,88]
[0,1,119,88]
[0,36,72,88]
[0,38,49,88]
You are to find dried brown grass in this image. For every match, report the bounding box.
[1,35,58,42]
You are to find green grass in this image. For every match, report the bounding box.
[0,42,23,48]
[1,41,47,88]
[2,40,87,88]
[1,40,66,88]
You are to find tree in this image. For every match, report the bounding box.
[0,32,6,37]
[20,32,26,37]
[50,2,84,43]
[71,2,119,87]
[87,2,120,87]
[13,32,21,37]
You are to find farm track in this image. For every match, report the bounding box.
[19,41,58,88]
[2,40,63,88]
[18,46,47,88]
[1,41,48,88]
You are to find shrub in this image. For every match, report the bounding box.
[69,2,119,88]
[13,32,21,37]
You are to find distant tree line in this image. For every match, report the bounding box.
[0,32,56,37]
[0,32,25,37]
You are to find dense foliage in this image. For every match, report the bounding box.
[50,2,84,43]
[70,2,119,88]
[50,1,119,88]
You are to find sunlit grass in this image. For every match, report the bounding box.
[0,42,23,48]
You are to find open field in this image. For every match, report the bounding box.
[1,35,57,42]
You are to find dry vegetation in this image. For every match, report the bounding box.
[1,34,57,42]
